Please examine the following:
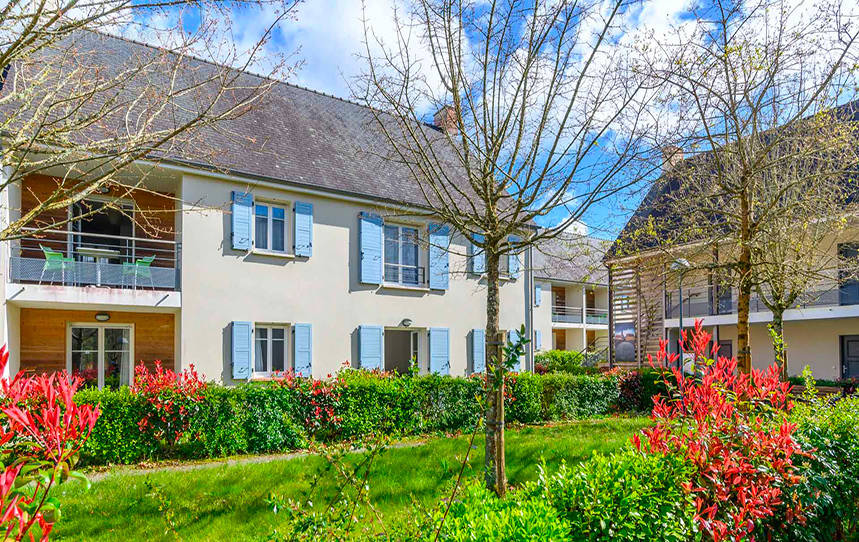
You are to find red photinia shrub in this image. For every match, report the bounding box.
[0,345,100,541]
[633,320,806,541]
[132,361,206,446]
[271,371,343,439]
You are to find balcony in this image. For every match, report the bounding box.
[9,229,180,291]
[552,305,609,326]
[665,281,859,319]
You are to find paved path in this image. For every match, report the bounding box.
[86,440,428,482]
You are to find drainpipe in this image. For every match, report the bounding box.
[525,244,534,372]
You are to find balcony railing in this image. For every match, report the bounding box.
[9,229,180,291]
[585,307,609,325]
[383,264,426,287]
[665,281,859,319]
[552,304,583,323]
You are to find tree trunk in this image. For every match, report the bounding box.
[737,192,753,373]
[770,312,787,379]
[483,249,506,497]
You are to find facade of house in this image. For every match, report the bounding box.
[531,235,610,362]
[0,32,624,386]
[605,162,859,381]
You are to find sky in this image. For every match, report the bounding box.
[123,0,859,241]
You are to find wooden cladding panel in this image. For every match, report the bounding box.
[19,308,174,374]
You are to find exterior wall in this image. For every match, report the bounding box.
[17,308,174,374]
[178,173,528,382]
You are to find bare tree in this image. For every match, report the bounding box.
[357,0,655,495]
[0,0,302,241]
[624,0,859,372]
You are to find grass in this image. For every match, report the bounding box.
[53,417,649,541]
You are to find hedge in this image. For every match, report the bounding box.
[75,370,660,466]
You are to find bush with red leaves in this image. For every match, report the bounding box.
[132,361,206,447]
[0,345,100,541]
[634,320,807,542]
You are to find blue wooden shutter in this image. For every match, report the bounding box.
[294,202,313,257]
[429,327,450,375]
[508,329,521,372]
[231,321,252,379]
[535,329,542,351]
[472,329,486,373]
[428,224,450,290]
[508,236,521,278]
[359,213,383,284]
[231,191,253,250]
[470,233,485,275]
[534,283,542,306]
[293,323,312,377]
[358,325,383,369]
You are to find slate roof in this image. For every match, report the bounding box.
[532,234,609,285]
[7,31,457,209]
[607,100,859,261]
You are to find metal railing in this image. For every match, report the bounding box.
[665,281,859,319]
[552,304,583,323]
[585,307,609,325]
[9,229,180,291]
[383,264,426,287]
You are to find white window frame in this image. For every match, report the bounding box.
[253,323,290,377]
[66,323,135,389]
[253,201,290,255]
[383,223,424,286]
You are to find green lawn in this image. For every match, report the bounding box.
[53,417,649,541]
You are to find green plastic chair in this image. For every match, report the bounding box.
[122,255,156,289]
[39,245,75,284]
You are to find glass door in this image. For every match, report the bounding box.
[69,325,132,389]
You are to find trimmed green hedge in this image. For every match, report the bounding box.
[75,370,657,466]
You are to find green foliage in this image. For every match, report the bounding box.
[76,370,634,466]
[778,395,859,540]
[530,450,698,541]
[433,481,571,541]
[535,350,600,374]
[74,387,154,465]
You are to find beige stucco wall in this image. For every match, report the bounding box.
[707,319,858,380]
[179,173,528,382]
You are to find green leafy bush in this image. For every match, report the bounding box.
[433,481,571,541]
[539,373,619,420]
[530,450,697,541]
[534,350,600,374]
[75,387,154,465]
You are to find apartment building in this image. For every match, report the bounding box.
[605,167,859,381]
[532,235,610,362]
[0,32,547,386]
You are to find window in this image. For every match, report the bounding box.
[839,243,859,306]
[255,325,288,376]
[384,225,422,286]
[254,203,287,253]
[68,324,132,389]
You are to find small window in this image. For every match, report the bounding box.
[384,224,422,286]
[254,324,288,376]
[254,203,288,253]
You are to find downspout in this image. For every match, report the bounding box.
[525,244,534,371]
[607,264,614,368]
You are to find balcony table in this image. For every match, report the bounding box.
[75,246,120,286]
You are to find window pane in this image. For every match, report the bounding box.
[402,267,419,285]
[402,228,418,266]
[272,207,285,220]
[105,350,130,389]
[384,264,399,283]
[272,215,285,252]
[104,328,130,352]
[72,327,98,351]
[384,226,399,265]
[272,338,285,372]
[255,205,268,250]
[71,351,98,387]
[255,327,268,372]
[272,328,285,340]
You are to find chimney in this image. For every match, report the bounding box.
[662,145,683,173]
[433,105,459,135]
